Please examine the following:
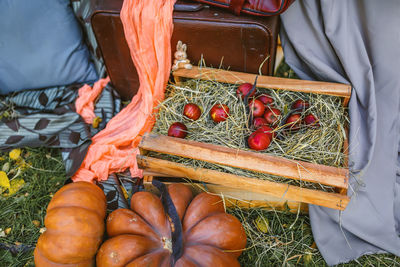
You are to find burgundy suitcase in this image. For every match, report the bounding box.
[77,0,279,100]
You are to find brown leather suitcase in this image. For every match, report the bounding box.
[79,0,279,100]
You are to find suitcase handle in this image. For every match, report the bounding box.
[174,1,204,12]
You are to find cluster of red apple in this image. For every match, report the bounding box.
[167,102,230,139]
[166,82,319,152]
[237,83,319,151]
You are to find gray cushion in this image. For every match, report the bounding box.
[0,0,98,95]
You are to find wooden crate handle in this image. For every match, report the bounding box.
[137,155,349,210]
[173,66,351,105]
[139,133,348,189]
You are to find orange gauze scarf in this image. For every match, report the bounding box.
[72,0,176,182]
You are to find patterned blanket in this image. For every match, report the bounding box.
[0,83,121,176]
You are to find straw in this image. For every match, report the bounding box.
[151,76,348,191]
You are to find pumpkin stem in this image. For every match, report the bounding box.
[162,237,173,253]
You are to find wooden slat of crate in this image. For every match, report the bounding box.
[137,155,349,210]
[140,66,351,211]
[142,176,308,213]
[173,66,352,106]
[140,133,348,189]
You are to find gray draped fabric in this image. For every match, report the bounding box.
[280,0,400,265]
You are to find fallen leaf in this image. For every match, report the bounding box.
[92,116,102,129]
[32,220,40,227]
[2,162,10,173]
[8,178,25,195]
[9,148,21,160]
[2,111,10,118]
[284,104,288,114]
[5,227,11,235]
[23,259,34,267]
[303,251,312,264]
[120,186,129,200]
[16,159,29,170]
[254,215,269,233]
[0,171,10,189]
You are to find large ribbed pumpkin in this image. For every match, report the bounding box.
[34,181,107,267]
[96,184,247,266]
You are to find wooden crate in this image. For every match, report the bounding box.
[142,176,308,213]
[137,67,351,210]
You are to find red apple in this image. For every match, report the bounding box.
[236,83,256,100]
[256,125,274,140]
[249,99,265,117]
[210,104,229,123]
[168,122,187,138]
[253,117,268,129]
[292,99,310,111]
[248,131,271,151]
[304,114,319,127]
[263,108,281,125]
[257,94,274,106]
[183,103,201,121]
[285,113,301,131]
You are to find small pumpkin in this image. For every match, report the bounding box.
[34,181,107,267]
[96,184,247,266]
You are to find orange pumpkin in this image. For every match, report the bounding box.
[96,184,246,266]
[34,181,107,267]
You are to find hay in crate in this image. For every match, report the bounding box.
[151,77,348,191]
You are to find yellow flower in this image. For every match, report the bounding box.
[9,148,21,160]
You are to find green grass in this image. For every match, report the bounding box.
[0,60,399,266]
[0,148,66,267]
[1,147,399,267]
[230,207,400,267]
